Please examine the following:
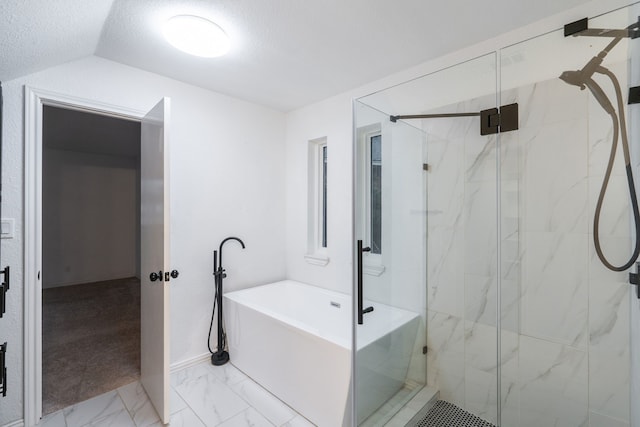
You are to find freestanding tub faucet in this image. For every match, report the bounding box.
[209,236,245,366]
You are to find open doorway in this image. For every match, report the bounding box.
[41,106,141,414]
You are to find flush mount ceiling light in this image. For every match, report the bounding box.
[163,15,230,58]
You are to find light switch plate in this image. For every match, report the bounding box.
[1,219,15,239]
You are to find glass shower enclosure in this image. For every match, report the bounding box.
[353,3,638,426]
[352,101,429,425]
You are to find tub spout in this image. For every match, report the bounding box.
[219,237,245,270]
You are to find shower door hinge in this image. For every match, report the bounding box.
[0,342,6,397]
[0,266,9,318]
[629,86,640,105]
[480,103,518,135]
[629,263,640,299]
[423,164,429,171]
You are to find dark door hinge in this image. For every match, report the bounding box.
[1,342,7,397]
[480,108,499,135]
[422,346,428,355]
[423,164,429,171]
[629,86,640,105]
[629,263,640,299]
[480,103,519,135]
[0,266,9,318]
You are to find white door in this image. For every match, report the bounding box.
[140,98,171,423]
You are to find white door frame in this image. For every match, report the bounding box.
[23,86,146,426]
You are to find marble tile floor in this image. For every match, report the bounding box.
[37,359,316,427]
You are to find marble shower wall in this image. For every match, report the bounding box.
[424,95,499,424]
[424,63,631,426]
[499,61,631,427]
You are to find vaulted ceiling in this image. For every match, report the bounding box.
[0,0,595,111]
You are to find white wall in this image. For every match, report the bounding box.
[0,56,286,426]
[284,98,354,293]
[42,148,138,288]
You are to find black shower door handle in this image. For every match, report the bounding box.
[357,240,374,325]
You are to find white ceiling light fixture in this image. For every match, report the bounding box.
[163,15,230,58]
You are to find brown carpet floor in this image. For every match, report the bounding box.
[42,277,141,414]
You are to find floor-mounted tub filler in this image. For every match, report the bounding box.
[224,280,420,426]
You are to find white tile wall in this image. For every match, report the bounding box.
[424,59,631,426]
[518,336,588,426]
[426,311,465,407]
[464,322,498,424]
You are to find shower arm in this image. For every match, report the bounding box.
[390,104,519,136]
[561,17,640,89]
[390,112,480,122]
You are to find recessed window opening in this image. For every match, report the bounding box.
[305,137,329,266]
[370,134,382,254]
[322,144,328,248]
[357,125,385,276]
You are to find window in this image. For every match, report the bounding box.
[322,145,328,248]
[358,126,385,276]
[305,138,329,266]
[370,134,381,254]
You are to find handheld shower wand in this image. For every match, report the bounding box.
[209,237,245,366]
[560,27,640,272]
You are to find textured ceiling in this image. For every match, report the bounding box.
[0,0,114,83]
[1,0,595,111]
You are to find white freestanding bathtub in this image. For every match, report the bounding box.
[224,280,419,426]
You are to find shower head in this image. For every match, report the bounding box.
[558,30,624,90]
[559,51,605,89]
[559,70,587,89]
[559,68,615,115]
[559,47,615,114]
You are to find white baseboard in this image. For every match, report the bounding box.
[170,352,210,373]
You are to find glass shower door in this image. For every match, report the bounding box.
[499,5,636,426]
[353,5,639,425]
[353,101,428,425]
[354,52,499,426]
